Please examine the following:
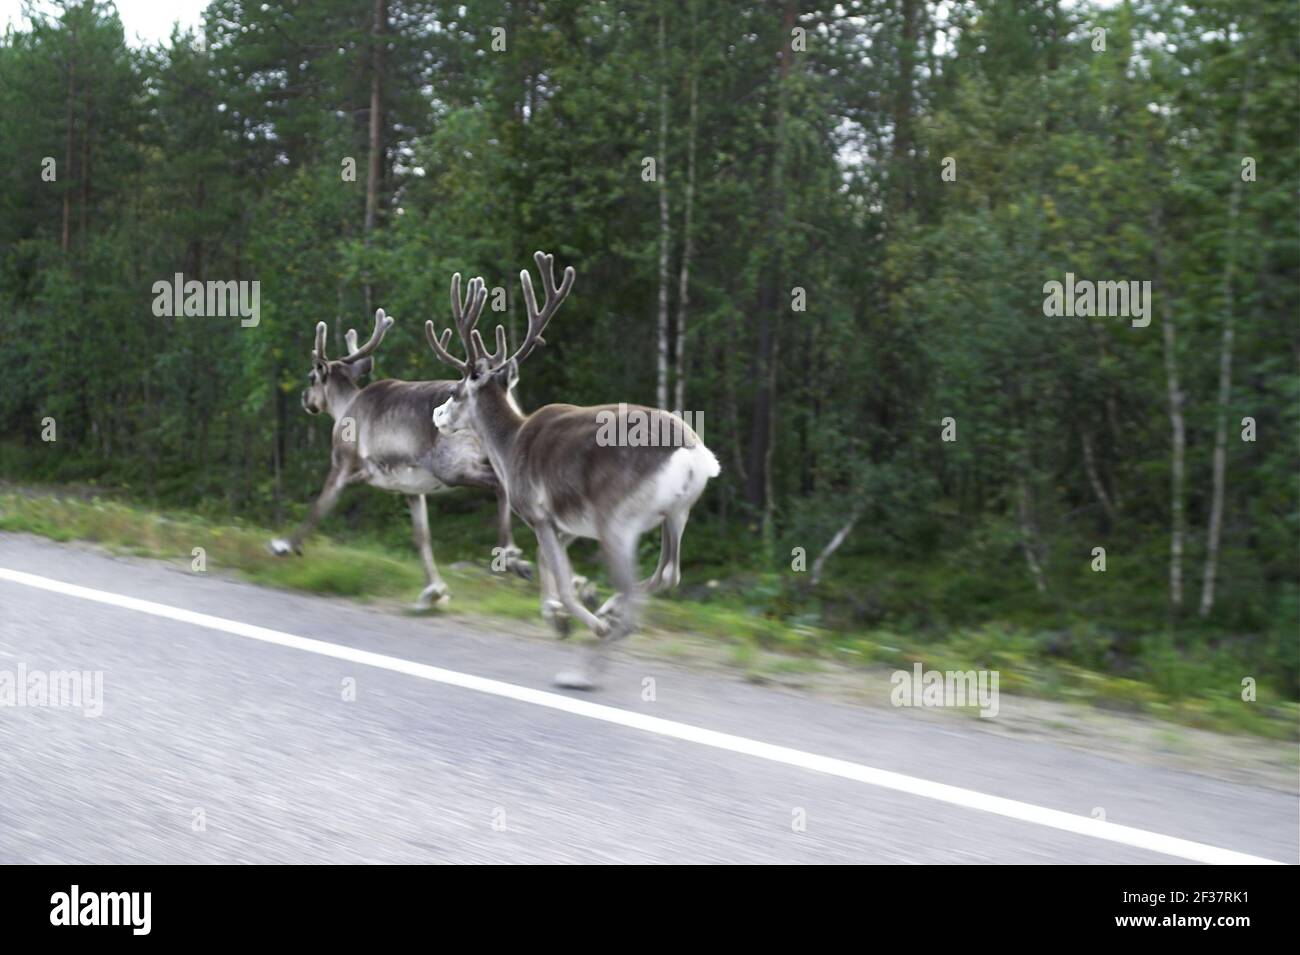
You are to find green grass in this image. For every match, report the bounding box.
[0,488,1295,741]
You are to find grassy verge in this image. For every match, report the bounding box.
[1,488,1295,741]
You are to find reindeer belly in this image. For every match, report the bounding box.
[554,510,600,540]
[359,459,448,495]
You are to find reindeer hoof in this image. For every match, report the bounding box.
[596,599,635,641]
[553,670,596,691]
[574,576,599,611]
[542,600,571,639]
[413,582,451,611]
[268,538,295,557]
[508,558,535,582]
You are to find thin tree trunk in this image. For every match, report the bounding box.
[892,0,918,214]
[363,0,388,314]
[273,378,286,525]
[1016,476,1048,594]
[810,508,861,587]
[746,286,774,511]
[673,2,698,415]
[1080,430,1116,525]
[62,54,75,253]
[1085,321,1125,508]
[1155,211,1186,612]
[762,336,778,546]
[1200,58,1254,618]
[79,88,91,254]
[723,328,748,484]
[746,0,796,549]
[655,10,671,411]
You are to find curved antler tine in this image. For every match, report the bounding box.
[510,252,575,366]
[313,321,328,360]
[450,273,463,323]
[425,319,468,372]
[474,278,489,320]
[534,250,553,292]
[470,324,509,367]
[457,277,484,362]
[438,272,491,369]
[342,308,394,362]
[520,268,539,319]
[557,264,575,299]
[466,277,487,323]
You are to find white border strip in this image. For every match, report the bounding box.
[0,565,1285,865]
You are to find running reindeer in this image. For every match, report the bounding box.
[426,252,719,687]
[268,303,533,607]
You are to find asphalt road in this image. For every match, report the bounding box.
[0,534,1294,864]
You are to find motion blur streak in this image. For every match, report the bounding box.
[0,565,1284,867]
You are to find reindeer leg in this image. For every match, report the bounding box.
[595,527,645,641]
[536,549,570,638]
[494,485,533,581]
[533,523,607,636]
[408,494,450,608]
[595,511,685,621]
[566,527,643,691]
[640,510,686,594]
[269,465,350,556]
[541,530,597,619]
[552,527,598,610]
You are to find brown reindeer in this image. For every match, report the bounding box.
[426,253,719,687]
[268,304,532,607]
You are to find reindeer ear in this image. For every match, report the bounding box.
[497,357,519,387]
[348,356,374,379]
[313,357,329,379]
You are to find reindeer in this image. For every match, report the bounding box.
[267,303,533,608]
[425,252,719,688]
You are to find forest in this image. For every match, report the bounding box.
[0,1,1296,704]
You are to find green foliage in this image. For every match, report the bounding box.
[0,1,1296,706]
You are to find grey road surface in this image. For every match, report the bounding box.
[0,534,1295,864]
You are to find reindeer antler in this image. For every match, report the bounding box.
[315,311,392,363]
[426,273,488,373]
[510,251,574,366]
[469,251,575,371]
[471,324,509,367]
[340,309,393,363]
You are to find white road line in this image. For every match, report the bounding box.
[0,566,1286,866]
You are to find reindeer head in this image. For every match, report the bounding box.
[302,309,394,416]
[426,252,574,434]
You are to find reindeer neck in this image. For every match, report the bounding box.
[473,382,526,474]
[325,377,361,420]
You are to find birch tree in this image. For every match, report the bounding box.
[1200,54,1255,618]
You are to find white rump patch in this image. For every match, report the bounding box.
[634,444,718,533]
